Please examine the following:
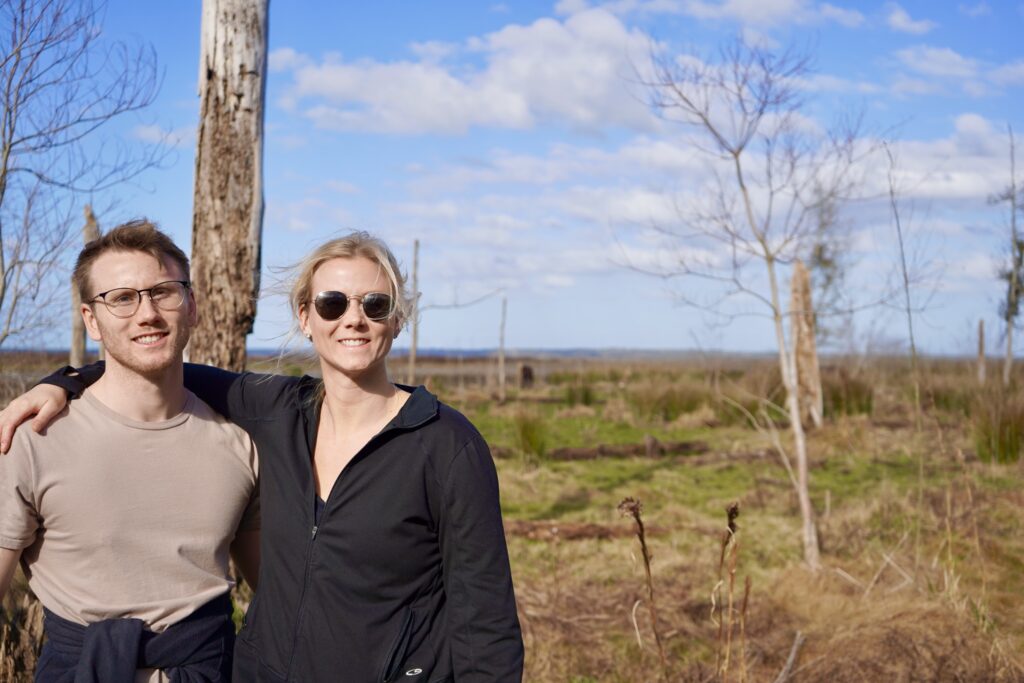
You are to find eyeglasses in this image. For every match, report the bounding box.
[89,280,191,318]
[313,291,394,321]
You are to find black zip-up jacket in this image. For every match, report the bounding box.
[45,363,524,683]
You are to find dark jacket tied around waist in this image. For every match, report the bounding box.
[35,593,234,683]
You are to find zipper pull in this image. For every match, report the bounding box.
[311,525,318,540]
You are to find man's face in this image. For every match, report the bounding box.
[81,250,197,379]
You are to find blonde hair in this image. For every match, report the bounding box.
[289,231,413,329]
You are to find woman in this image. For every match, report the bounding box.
[14,232,524,682]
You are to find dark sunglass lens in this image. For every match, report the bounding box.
[361,293,393,320]
[314,292,349,320]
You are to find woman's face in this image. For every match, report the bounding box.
[299,256,399,382]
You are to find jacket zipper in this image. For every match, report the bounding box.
[284,417,415,680]
[284,510,320,678]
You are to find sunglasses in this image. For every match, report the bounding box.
[313,291,395,321]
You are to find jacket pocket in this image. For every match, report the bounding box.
[379,607,415,683]
[240,591,261,634]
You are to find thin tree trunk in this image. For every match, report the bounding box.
[189,0,268,371]
[407,239,419,385]
[768,256,820,571]
[1004,126,1019,388]
[498,296,507,403]
[885,145,922,432]
[70,205,102,367]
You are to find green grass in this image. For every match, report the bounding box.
[468,401,717,452]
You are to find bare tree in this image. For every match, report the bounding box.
[641,40,866,570]
[992,125,1022,387]
[0,0,160,349]
[189,0,268,371]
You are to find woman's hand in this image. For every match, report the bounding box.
[0,384,69,453]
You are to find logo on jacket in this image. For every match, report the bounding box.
[405,669,423,676]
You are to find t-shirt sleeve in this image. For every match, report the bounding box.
[0,432,41,550]
[235,439,260,532]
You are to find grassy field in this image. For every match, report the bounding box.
[2,351,1023,681]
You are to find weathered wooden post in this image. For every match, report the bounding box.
[791,260,823,428]
[70,206,102,366]
[189,0,268,370]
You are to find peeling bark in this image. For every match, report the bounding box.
[189,0,268,370]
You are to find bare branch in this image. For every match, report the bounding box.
[0,0,162,348]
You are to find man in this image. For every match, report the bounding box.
[0,220,259,682]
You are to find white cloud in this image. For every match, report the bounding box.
[269,47,310,72]
[889,76,941,97]
[130,124,193,147]
[655,0,863,27]
[957,2,990,17]
[794,73,880,94]
[323,180,361,195]
[741,26,780,49]
[991,61,1024,85]
[819,3,864,27]
[274,8,656,135]
[895,45,978,79]
[682,0,811,26]
[886,4,937,34]
[858,114,1010,202]
[954,253,997,281]
[409,40,459,63]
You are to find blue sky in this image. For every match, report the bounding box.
[91,0,1024,355]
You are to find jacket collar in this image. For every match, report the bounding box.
[389,384,438,431]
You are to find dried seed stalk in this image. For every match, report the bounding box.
[618,497,670,681]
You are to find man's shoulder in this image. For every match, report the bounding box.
[184,393,258,472]
[8,401,80,454]
[186,393,253,439]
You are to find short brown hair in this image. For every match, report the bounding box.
[73,219,190,301]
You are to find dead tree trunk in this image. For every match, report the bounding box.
[407,239,419,385]
[189,0,268,370]
[768,256,821,571]
[791,259,823,429]
[70,205,102,367]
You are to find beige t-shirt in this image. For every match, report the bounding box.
[0,389,259,634]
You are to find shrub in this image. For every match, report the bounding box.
[565,383,597,407]
[711,394,786,427]
[822,370,874,418]
[972,389,1024,464]
[514,410,548,460]
[626,382,708,423]
[926,382,973,417]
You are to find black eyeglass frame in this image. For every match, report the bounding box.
[312,290,395,322]
[88,280,192,318]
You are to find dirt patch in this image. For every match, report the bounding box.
[548,438,708,461]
